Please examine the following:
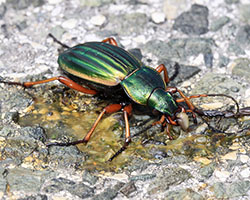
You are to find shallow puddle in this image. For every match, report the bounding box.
[17,86,246,171]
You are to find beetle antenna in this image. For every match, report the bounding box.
[205,93,239,114]
[48,33,70,49]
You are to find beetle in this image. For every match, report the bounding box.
[0,34,240,161]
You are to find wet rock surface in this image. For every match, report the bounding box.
[0,0,249,199]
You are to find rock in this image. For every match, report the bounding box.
[224,0,239,4]
[151,12,165,24]
[43,177,94,199]
[173,4,209,35]
[107,13,148,36]
[210,16,230,32]
[6,0,45,9]
[235,25,250,47]
[211,181,250,198]
[149,167,191,195]
[79,0,114,7]
[61,19,78,29]
[92,182,125,200]
[144,38,214,67]
[227,42,245,55]
[163,0,190,20]
[231,58,250,81]
[120,181,137,197]
[240,168,250,178]
[165,189,204,200]
[239,4,250,24]
[190,73,242,96]
[0,3,6,19]
[90,14,106,26]
[6,167,51,192]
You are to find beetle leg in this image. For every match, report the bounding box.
[48,33,70,49]
[102,37,118,46]
[166,87,196,111]
[108,104,132,161]
[152,115,165,126]
[1,76,98,95]
[155,64,170,84]
[165,124,173,140]
[47,104,123,147]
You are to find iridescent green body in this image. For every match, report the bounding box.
[58,42,178,117]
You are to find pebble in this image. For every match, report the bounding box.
[240,168,250,178]
[163,0,190,20]
[221,151,237,161]
[214,169,230,182]
[151,12,165,24]
[90,14,106,26]
[61,18,78,29]
[48,0,62,4]
[193,157,211,165]
[200,102,224,110]
[240,155,249,163]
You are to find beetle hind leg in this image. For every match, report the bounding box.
[101,37,118,46]
[0,76,98,95]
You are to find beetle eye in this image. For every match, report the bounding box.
[176,112,189,131]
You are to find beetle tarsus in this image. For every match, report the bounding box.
[46,139,87,147]
[108,140,131,162]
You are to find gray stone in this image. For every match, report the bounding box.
[82,170,98,185]
[228,42,245,55]
[6,167,50,192]
[107,13,148,36]
[159,60,201,85]
[199,163,216,179]
[120,181,137,197]
[43,177,94,198]
[79,0,114,7]
[239,4,250,24]
[17,194,48,200]
[144,38,214,66]
[190,73,243,96]
[173,4,209,35]
[210,16,230,32]
[231,58,250,81]
[235,25,250,47]
[149,167,191,195]
[224,0,239,4]
[212,181,250,198]
[130,173,156,181]
[165,189,205,200]
[0,3,6,19]
[92,182,125,200]
[6,0,45,9]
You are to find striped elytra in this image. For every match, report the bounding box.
[58,42,142,86]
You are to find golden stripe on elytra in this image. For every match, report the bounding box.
[62,63,120,86]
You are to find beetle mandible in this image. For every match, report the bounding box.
[0,34,239,161]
